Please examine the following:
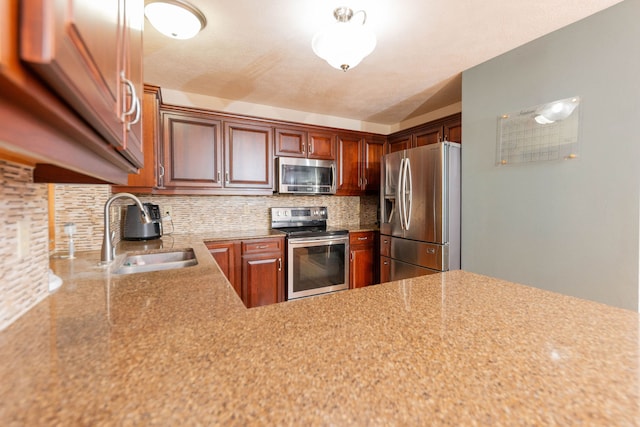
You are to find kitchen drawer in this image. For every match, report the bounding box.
[380,234,391,257]
[242,238,283,254]
[350,231,374,246]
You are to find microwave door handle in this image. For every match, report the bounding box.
[331,162,336,193]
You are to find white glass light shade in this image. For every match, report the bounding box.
[312,20,377,71]
[144,0,206,40]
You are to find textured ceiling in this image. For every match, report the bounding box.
[143,0,623,126]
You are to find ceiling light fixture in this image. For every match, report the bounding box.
[144,0,207,40]
[311,7,377,72]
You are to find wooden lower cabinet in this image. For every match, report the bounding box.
[349,231,376,289]
[206,236,284,308]
[206,240,241,297]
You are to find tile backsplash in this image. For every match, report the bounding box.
[0,161,49,331]
[53,186,379,252]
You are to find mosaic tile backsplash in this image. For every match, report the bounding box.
[53,186,379,252]
[0,161,49,331]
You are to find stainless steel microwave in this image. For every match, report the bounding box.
[276,157,336,195]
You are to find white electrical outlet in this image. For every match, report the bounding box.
[164,205,173,218]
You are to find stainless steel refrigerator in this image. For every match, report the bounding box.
[380,142,461,281]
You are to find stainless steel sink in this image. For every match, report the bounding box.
[113,248,198,275]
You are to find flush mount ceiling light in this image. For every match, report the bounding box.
[312,7,377,72]
[144,0,207,40]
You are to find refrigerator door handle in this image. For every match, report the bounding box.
[397,157,406,230]
[404,157,413,230]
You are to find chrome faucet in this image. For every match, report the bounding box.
[101,193,150,264]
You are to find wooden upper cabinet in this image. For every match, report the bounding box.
[225,122,273,189]
[120,0,144,164]
[336,133,385,195]
[388,134,411,153]
[275,128,307,158]
[308,131,336,160]
[363,136,385,192]
[275,127,335,160]
[20,0,144,168]
[443,117,462,143]
[162,110,223,188]
[387,113,462,153]
[336,133,363,195]
[123,85,160,189]
[415,124,442,147]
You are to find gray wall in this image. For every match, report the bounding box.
[461,0,640,310]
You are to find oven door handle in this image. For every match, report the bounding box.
[288,237,348,245]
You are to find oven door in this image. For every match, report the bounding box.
[287,234,349,300]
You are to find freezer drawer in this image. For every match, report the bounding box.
[390,236,449,271]
[381,256,440,282]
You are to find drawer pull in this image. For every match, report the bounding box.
[256,245,268,249]
[357,237,368,241]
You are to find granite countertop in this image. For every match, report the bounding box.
[0,235,638,425]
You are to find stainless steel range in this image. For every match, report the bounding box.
[271,207,349,300]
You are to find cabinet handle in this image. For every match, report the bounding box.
[157,164,165,188]
[217,171,221,182]
[310,141,314,154]
[257,245,268,249]
[383,239,388,244]
[383,260,389,265]
[120,72,139,128]
[131,97,141,125]
[350,251,353,261]
[277,258,282,271]
[357,236,368,241]
[301,142,306,154]
[225,171,230,183]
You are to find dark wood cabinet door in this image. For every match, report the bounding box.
[415,124,443,147]
[119,0,144,166]
[125,85,159,188]
[224,122,273,189]
[308,131,336,160]
[350,232,375,288]
[443,117,462,143]
[207,241,241,298]
[363,136,385,192]
[242,251,283,308]
[275,127,307,158]
[388,134,411,153]
[20,0,144,167]
[162,111,223,188]
[336,134,363,195]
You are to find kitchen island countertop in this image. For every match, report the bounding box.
[0,236,638,425]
